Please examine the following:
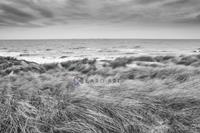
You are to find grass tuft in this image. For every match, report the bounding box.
[0,55,200,133]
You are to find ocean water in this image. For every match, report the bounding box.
[0,39,200,64]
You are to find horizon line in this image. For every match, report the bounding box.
[1,38,200,41]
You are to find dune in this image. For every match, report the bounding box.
[0,54,200,133]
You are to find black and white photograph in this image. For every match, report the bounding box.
[0,0,200,132]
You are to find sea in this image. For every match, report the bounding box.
[0,39,200,64]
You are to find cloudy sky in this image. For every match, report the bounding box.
[0,0,200,39]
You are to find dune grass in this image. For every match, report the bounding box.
[0,55,200,133]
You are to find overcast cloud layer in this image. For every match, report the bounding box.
[0,0,200,27]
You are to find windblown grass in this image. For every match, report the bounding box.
[0,55,200,133]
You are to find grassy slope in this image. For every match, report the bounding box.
[0,55,200,133]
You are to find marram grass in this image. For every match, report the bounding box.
[0,55,200,133]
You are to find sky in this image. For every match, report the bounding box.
[0,0,200,39]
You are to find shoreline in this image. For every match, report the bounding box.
[0,51,198,64]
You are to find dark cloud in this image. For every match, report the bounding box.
[0,18,12,26]
[178,14,200,24]
[38,8,54,18]
[197,14,200,21]
[0,3,36,26]
[162,0,192,7]
[0,4,33,18]
[0,0,200,27]
[135,0,163,5]
[16,0,54,18]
